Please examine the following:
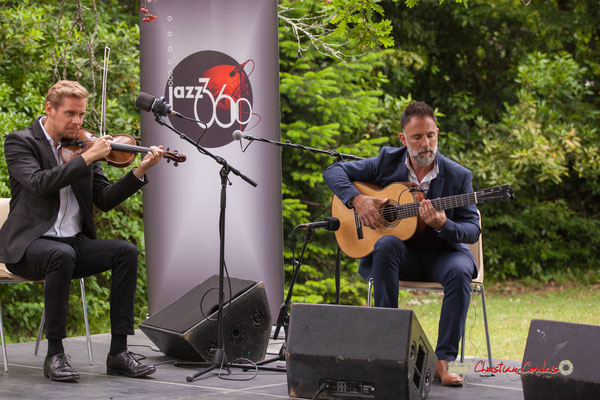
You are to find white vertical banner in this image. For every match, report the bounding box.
[139,0,283,318]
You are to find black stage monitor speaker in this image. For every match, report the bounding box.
[521,319,600,400]
[139,275,271,362]
[286,303,436,400]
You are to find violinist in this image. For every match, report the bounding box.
[0,80,161,381]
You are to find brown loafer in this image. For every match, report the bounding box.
[434,360,463,386]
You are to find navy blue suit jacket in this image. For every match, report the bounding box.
[323,146,480,279]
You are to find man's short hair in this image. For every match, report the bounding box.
[400,101,437,132]
[45,80,89,109]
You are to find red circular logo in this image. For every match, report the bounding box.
[164,50,259,148]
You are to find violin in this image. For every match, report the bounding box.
[60,128,186,168]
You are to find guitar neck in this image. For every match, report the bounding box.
[399,192,478,218]
[431,192,478,212]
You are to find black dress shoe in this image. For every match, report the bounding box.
[106,351,156,378]
[44,353,80,382]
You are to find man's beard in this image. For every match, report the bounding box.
[407,143,437,167]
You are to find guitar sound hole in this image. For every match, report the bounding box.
[380,201,399,226]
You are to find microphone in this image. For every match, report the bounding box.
[135,92,183,118]
[297,217,340,232]
[232,130,253,141]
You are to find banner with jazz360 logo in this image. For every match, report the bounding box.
[139,0,283,317]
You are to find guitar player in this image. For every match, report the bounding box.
[323,101,480,387]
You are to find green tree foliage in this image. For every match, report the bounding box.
[464,52,598,191]
[460,51,600,279]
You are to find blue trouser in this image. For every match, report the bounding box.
[359,235,474,361]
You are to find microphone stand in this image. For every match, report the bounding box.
[240,135,363,162]
[240,134,363,305]
[246,225,314,373]
[235,135,362,370]
[150,113,257,382]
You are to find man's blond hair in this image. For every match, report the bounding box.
[45,80,89,109]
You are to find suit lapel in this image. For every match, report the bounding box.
[33,118,58,169]
[397,150,410,182]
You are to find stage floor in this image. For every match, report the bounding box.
[0,330,524,399]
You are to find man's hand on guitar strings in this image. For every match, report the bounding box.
[419,199,446,231]
[351,194,388,230]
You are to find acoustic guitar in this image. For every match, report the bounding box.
[331,182,514,258]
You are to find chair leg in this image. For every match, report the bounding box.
[79,278,93,365]
[34,281,94,365]
[480,285,493,369]
[460,330,465,363]
[367,278,374,307]
[34,306,45,356]
[0,299,8,372]
[460,289,473,363]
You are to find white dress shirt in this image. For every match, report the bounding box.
[40,118,83,237]
[405,154,439,192]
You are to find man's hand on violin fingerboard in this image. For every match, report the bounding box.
[134,145,163,179]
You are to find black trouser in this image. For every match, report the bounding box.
[7,235,139,340]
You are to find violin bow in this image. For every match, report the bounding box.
[100,46,110,138]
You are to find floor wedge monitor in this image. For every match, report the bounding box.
[521,319,600,400]
[139,275,271,362]
[286,303,436,400]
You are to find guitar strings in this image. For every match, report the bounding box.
[377,192,478,221]
[352,186,510,223]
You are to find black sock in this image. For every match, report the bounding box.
[109,334,127,356]
[47,339,64,357]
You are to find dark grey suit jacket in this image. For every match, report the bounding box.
[0,118,146,264]
[323,146,481,278]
